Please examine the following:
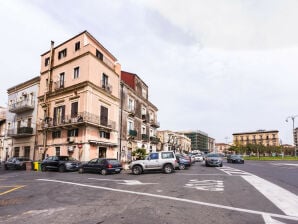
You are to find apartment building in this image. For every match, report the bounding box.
[180,130,209,153]
[6,76,40,160]
[157,130,191,153]
[37,31,121,161]
[215,143,230,154]
[208,137,215,152]
[119,71,159,162]
[0,107,6,161]
[233,130,279,146]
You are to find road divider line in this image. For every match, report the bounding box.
[0,185,25,196]
[37,178,298,222]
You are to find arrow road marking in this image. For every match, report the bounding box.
[88,178,157,185]
[185,179,224,192]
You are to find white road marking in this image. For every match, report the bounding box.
[37,178,298,222]
[217,167,252,176]
[262,214,287,224]
[88,178,158,185]
[271,163,298,167]
[217,166,298,217]
[185,179,224,192]
[242,174,298,217]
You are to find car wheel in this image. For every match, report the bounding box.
[132,165,142,175]
[179,164,186,170]
[58,165,66,172]
[101,169,107,175]
[116,170,121,174]
[164,164,173,174]
[220,163,223,167]
[41,165,47,172]
[78,167,84,174]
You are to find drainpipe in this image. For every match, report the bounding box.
[119,82,124,161]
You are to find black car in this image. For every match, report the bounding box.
[79,158,122,175]
[41,156,80,172]
[4,157,32,170]
[227,155,244,164]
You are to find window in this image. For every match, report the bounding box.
[59,72,65,88]
[96,49,103,60]
[162,152,174,159]
[52,131,61,139]
[53,105,65,125]
[68,128,79,137]
[142,126,146,135]
[75,41,80,51]
[127,120,134,133]
[14,147,20,157]
[58,48,67,59]
[45,57,50,66]
[142,88,147,99]
[149,153,159,160]
[141,106,146,115]
[102,73,108,87]
[24,146,30,158]
[100,106,108,127]
[128,98,135,112]
[71,102,78,117]
[55,147,60,156]
[100,131,110,139]
[74,67,80,79]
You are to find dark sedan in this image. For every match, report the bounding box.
[227,155,244,164]
[4,157,32,170]
[41,156,80,172]
[79,158,123,175]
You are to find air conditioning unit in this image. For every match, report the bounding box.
[67,137,75,143]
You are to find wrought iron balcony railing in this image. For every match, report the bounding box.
[8,99,35,113]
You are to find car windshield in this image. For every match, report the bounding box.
[107,159,120,164]
[232,155,242,158]
[207,154,220,157]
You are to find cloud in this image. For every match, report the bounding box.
[137,0,298,50]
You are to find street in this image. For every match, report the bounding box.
[0,161,297,224]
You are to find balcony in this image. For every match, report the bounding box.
[142,134,148,141]
[100,81,112,94]
[150,136,160,144]
[54,81,65,90]
[142,114,148,122]
[150,119,160,128]
[9,99,35,113]
[7,127,34,138]
[41,111,116,131]
[128,129,137,137]
[127,107,135,116]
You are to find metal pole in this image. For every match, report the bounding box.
[119,82,124,161]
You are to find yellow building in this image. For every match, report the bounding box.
[233,130,279,147]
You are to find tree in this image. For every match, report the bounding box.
[131,148,147,160]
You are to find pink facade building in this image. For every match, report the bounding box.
[37,31,121,161]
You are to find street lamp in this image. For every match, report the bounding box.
[285,115,298,157]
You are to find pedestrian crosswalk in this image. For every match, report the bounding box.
[184,179,224,191]
[217,167,252,176]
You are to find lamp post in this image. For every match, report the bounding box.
[285,115,298,157]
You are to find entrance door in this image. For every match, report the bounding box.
[24,146,30,158]
[98,147,106,158]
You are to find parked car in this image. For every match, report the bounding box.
[4,157,32,170]
[129,151,177,175]
[193,153,204,162]
[205,153,223,167]
[79,158,122,175]
[175,154,191,170]
[41,156,80,172]
[227,155,244,164]
[187,153,196,164]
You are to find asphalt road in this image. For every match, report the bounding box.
[0,160,297,224]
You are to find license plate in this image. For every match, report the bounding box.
[115,169,120,172]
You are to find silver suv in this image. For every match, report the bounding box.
[129,151,177,175]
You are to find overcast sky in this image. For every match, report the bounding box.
[1,0,298,144]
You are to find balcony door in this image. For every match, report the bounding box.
[53,106,65,125]
[100,106,108,127]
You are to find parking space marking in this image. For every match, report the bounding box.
[37,178,298,223]
[0,185,25,196]
[185,179,224,191]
